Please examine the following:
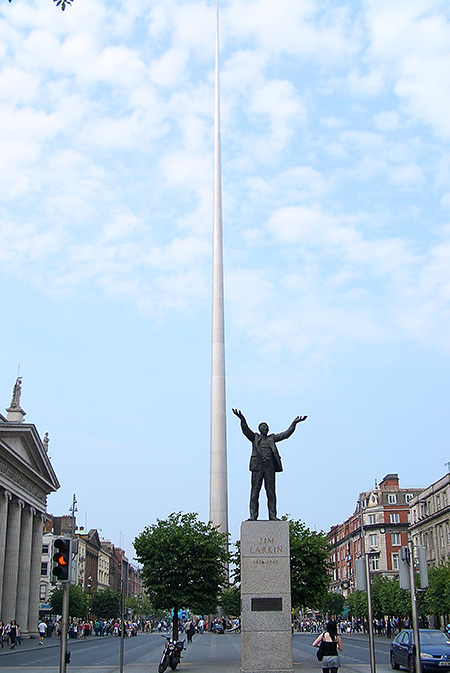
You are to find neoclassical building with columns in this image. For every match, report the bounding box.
[0,378,60,635]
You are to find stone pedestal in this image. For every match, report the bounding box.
[240,520,293,673]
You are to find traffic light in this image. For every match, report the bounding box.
[52,538,71,582]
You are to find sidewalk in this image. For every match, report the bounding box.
[0,632,87,656]
[0,631,393,673]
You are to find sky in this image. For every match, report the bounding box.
[1,0,450,563]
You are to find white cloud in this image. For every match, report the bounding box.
[363,0,450,138]
[225,0,357,63]
[373,110,401,132]
[1,0,450,361]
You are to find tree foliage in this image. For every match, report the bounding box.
[288,518,331,610]
[347,574,428,622]
[8,0,73,8]
[49,584,87,618]
[425,563,450,621]
[220,585,240,617]
[347,589,368,620]
[134,512,229,636]
[125,594,153,618]
[90,588,121,620]
[322,592,345,618]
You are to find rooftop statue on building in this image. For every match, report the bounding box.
[10,377,22,408]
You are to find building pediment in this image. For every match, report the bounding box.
[0,421,60,510]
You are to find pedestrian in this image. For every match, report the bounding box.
[38,619,47,644]
[15,622,22,646]
[8,620,17,649]
[313,619,343,673]
[185,619,195,643]
[0,621,4,649]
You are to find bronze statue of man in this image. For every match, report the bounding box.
[232,409,307,521]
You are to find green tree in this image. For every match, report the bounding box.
[49,584,88,618]
[134,512,229,639]
[125,595,153,618]
[347,589,368,621]
[426,564,450,624]
[288,518,331,610]
[220,585,240,617]
[90,588,121,620]
[374,575,411,621]
[8,0,73,8]
[322,592,345,618]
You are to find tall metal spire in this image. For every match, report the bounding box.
[209,0,228,535]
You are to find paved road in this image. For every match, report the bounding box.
[0,631,395,673]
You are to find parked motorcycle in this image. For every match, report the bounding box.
[158,635,185,672]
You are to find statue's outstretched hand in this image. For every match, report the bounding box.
[293,415,307,425]
[232,408,245,421]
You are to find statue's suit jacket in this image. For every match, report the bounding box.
[239,419,298,473]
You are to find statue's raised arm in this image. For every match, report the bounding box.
[232,408,254,442]
[293,415,307,425]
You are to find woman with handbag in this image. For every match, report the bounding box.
[313,620,343,673]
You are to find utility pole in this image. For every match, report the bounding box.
[119,557,125,673]
[59,582,70,673]
[399,540,427,673]
[358,497,376,673]
[59,494,77,673]
[408,539,422,673]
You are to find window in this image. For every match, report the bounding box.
[370,555,380,571]
[392,553,399,570]
[405,493,413,503]
[388,494,397,504]
[40,562,48,576]
[391,533,401,546]
[369,533,378,548]
[42,544,49,554]
[390,513,400,524]
[368,514,376,525]
[39,585,46,600]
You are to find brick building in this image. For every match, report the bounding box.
[327,474,422,596]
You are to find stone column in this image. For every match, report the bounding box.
[27,511,44,635]
[15,504,34,635]
[1,498,24,623]
[0,490,12,611]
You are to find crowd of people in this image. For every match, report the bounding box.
[36,617,144,639]
[0,613,241,649]
[293,616,428,637]
[0,620,22,649]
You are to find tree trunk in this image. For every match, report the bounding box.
[173,608,179,641]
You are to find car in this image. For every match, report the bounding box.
[390,630,450,672]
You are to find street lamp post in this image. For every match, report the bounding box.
[87,576,92,622]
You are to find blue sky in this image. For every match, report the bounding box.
[1,0,450,560]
